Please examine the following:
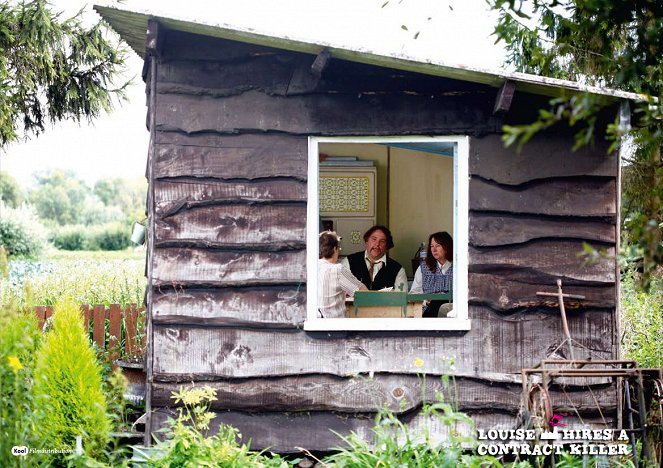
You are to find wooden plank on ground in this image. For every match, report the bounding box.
[152,248,306,287]
[469,177,616,217]
[152,287,306,327]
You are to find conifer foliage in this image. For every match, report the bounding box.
[32,299,111,463]
[0,0,128,146]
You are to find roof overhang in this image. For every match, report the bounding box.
[94,2,645,103]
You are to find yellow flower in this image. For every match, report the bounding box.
[8,356,23,373]
[413,357,424,368]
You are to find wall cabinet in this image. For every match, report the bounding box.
[319,166,377,256]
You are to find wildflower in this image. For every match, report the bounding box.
[414,357,424,368]
[8,355,24,373]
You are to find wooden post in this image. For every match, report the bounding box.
[125,304,138,357]
[555,279,574,361]
[35,306,46,330]
[93,305,105,349]
[109,304,122,361]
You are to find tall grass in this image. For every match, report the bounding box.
[620,270,663,368]
[1,250,146,308]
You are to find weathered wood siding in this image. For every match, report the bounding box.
[145,29,619,451]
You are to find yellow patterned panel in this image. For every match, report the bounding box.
[320,176,370,213]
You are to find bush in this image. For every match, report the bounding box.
[140,386,291,467]
[0,203,48,258]
[88,223,131,251]
[621,270,663,368]
[50,224,89,250]
[32,299,111,464]
[0,304,41,468]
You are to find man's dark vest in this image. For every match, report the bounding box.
[346,251,403,291]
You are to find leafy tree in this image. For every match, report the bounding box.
[0,170,23,207]
[489,0,663,288]
[0,0,128,146]
[28,169,90,225]
[94,176,147,221]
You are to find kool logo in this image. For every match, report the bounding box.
[11,446,28,456]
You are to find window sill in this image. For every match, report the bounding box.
[303,317,471,331]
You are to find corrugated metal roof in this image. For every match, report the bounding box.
[93,2,644,102]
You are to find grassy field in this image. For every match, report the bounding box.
[2,248,146,307]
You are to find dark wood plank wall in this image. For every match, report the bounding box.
[145,29,619,451]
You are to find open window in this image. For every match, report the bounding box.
[305,136,470,331]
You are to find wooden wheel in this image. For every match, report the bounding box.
[528,384,553,432]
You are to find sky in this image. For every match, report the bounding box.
[0,0,507,188]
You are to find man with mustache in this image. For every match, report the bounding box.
[341,225,407,292]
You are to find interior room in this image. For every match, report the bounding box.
[319,141,455,280]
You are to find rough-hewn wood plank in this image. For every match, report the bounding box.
[155,90,497,135]
[470,213,615,247]
[470,240,615,283]
[162,29,287,62]
[157,57,293,97]
[151,307,614,378]
[470,134,616,185]
[149,408,615,453]
[161,43,492,93]
[152,248,306,286]
[149,408,492,452]
[154,203,306,249]
[469,273,616,311]
[152,287,306,327]
[469,177,616,217]
[152,375,615,415]
[154,178,307,216]
[153,133,307,180]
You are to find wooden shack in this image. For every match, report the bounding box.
[96,4,637,452]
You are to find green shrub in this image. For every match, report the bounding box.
[621,270,663,368]
[0,203,48,258]
[32,299,111,464]
[140,386,292,467]
[88,223,131,251]
[0,303,41,468]
[322,397,505,467]
[50,224,89,251]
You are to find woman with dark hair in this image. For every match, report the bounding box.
[318,231,367,318]
[409,231,453,317]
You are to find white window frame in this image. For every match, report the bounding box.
[305,135,470,331]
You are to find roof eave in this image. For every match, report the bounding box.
[94,4,646,103]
